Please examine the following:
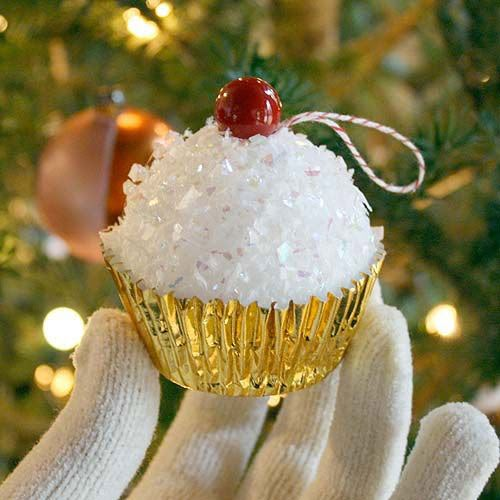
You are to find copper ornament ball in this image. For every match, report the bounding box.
[37,104,170,262]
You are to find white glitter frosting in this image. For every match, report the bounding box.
[101,120,381,307]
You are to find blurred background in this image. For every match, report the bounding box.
[0,0,498,496]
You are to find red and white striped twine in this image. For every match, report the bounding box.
[281,111,425,194]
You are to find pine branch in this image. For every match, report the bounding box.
[437,0,500,112]
[326,0,438,98]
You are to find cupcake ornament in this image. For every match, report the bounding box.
[101,77,425,396]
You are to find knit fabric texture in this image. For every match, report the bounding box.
[1,294,498,500]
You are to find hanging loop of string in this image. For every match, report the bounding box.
[281,112,426,194]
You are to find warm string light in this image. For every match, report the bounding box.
[425,304,459,338]
[0,15,8,33]
[146,0,161,8]
[154,122,170,136]
[155,2,173,18]
[34,365,75,398]
[267,394,286,407]
[117,111,144,130]
[123,8,159,41]
[34,364,54,391]
[50,367,75,398]
[43,307,85,351]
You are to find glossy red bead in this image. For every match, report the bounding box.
[215,77,282,139]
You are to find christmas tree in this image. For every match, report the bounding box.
[0,0,498,496]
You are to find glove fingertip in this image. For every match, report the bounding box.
[422,402,499,472]
[393,402,499,500]
[0,307,160,500]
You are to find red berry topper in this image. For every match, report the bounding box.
[215,77,282,139]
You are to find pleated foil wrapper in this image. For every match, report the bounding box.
[104,249,385,396]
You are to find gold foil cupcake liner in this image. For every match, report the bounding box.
[104,249,385,396]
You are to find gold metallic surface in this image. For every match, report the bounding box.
[104,250,384,396]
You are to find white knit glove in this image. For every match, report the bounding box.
[1,289,498,500]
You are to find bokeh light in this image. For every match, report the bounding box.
[123,8,159,40]
[267,394,287,407]
[155,2,172,18]
[154,122,170,137]
[43,307,85,351]
[146,0,161,8]
[0,15,8,33]
[425,304,459,338]
[42,235,69,261]
[50,367,74,398]
[34,364,54,391]
[117,111,144,130]
[267,395,281,407]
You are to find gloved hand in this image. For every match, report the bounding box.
[1,289,498,500]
